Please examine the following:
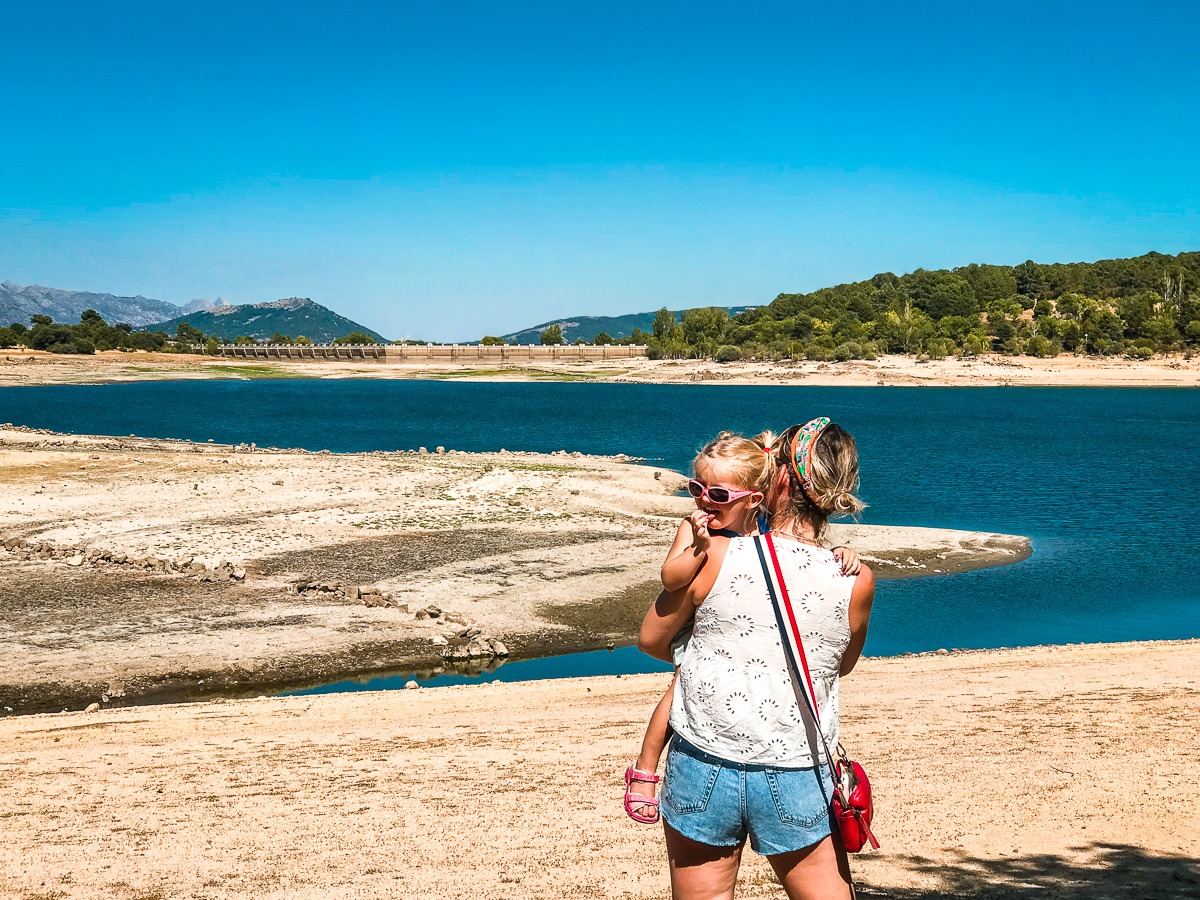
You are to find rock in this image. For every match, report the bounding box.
[415,609,429,620]
[425,606,442,618]
[458,627,482,639]
[231,567,246,581]
[106,681,126,699]
[403,680,420,690]
[431,635,448,646]
[362,593,388,608]
[418,446,429,454]
[84,702,101,713]
[937,648,950,655]
[441,644,470,661]
[436,446,446,454]
[490,640,510,657]
[393,603,409,614]
[466,639,492,659]
[66,555,84,567]
[187,561,206,576]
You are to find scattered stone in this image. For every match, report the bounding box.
[431,635,448,646]
[415,609,429,620]
[66,554,84,567]
[458,627,482,639]
[231,567,246,581]
[403,680,420,690]
[490,640,509,657]
[84,702,101,713]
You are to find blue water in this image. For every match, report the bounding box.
[288,645,675,694]
[3,381,1197,677]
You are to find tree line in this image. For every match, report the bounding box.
[533,251,1200,361]
[0,312,381,354]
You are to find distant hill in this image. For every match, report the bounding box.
[500,306,758,344]
[0,281,188,328]
[151,297,387,343]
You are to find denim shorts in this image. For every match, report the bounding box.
[661,736,835,856]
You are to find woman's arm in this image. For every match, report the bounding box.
[839,564,876,676]
[638,588,697,662]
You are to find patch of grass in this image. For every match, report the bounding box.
[425,366,604,382]
[206,364,307,380]
[499,461,585,472]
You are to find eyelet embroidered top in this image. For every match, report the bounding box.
[669,535,853,767]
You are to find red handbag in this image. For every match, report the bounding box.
[755,534,880,853]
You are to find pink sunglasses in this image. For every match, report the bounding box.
[687,478,758,505]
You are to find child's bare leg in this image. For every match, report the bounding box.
[631,674,677,806]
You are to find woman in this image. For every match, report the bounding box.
[638,418,876,900]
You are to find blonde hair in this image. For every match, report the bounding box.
[769,422,865,541]
[693,431,776,494]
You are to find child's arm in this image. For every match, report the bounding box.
[831,544,861,576]
[660,511,713,591]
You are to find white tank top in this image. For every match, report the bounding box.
[669,535,853,767]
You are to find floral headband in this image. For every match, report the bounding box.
[790,416,830,499]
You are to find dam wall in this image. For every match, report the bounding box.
[213,344,648,362]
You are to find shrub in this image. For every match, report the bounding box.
[834,341,864,361]
[1127,345,1154,360]
[805,343,837,362]
[714,345,743,363]
[1026,335,1054,358]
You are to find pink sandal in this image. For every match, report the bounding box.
[624,765,661,824]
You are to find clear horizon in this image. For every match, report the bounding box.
[3,1,1198,341]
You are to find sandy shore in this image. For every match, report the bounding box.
[0,428,1029,714]
[1,638,1196,899]
[2,347,1199,387]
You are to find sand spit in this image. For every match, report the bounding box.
[0,639,1196,899]
[0,428,1029,713]
[2,347,1199,387]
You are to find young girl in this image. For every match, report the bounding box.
[623,430,859,824]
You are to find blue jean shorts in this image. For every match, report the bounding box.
[661,736,835,856]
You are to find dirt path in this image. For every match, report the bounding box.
[1,639,1196,899]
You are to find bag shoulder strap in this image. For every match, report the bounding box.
[753,534,842,781]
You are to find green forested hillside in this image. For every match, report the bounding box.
[500,306,758,344]
[150,297,386,343]
[637,251,1200,360]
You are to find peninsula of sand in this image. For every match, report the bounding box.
[0,425,1028,713]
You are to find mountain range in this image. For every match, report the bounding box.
[0,281,213,329]
[499,306,758,344]
[0,282,386,343]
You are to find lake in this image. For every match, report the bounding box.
[2,380,1197,684]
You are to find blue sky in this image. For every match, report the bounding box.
[2,1,1198,340]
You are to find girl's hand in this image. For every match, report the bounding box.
[686,509,713,554]
[832,545,861,576]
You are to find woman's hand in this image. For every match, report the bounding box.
[831,545,861,576]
